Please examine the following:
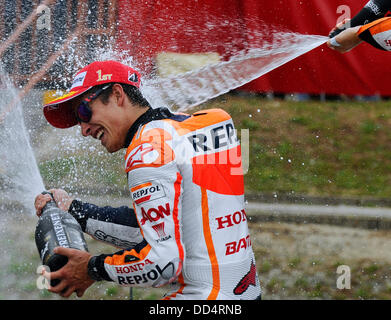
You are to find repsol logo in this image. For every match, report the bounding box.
[117,263,174,285]
[140,203,171,225]
[187,122,238,153]
[133,185,162,200]
[216,209,247,230]
[131,181,165,205]
[118,270,160,285]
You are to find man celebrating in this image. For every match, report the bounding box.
[34,60,261,300]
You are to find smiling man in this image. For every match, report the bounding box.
[34,60,261,300]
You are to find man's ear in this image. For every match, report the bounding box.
[112,83,125,107]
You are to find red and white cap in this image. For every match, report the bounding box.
[43,60,142,128]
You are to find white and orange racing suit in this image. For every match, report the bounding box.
[357,17,391,51]
[69,107,261,300]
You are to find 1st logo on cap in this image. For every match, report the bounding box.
[97,69,112,82]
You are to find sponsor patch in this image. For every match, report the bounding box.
[125,143,160,170]
[93,230,138,249]
[152,222,166,238]
[225,235,252,256]
[130,180,165,205]
[115,259,154,274]
[186,121,238,155]
[70,71,87,90]
[233,261,257,295]
[152,222,172,243]
[365,1,382,16]
[96,69,112,82]
[140,203,171,225]
[116,261,176,285]
[128,71,138,83]
[216,209,247,230]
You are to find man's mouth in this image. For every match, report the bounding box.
[96,129,104,140]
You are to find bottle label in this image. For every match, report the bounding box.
[50,212,70,248]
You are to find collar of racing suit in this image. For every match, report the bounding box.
[123,107,174,148]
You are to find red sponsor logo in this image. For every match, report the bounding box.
[216,209,247,230]
[115,259,154,274]
[233,261,257,295]
[140,203,171,225]
[225,235,252,256]
[131,181,165,205]
[385,39,391,47]
[152,222,172,243]
[152,222,166,238]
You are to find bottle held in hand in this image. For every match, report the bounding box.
[35,191,88,287]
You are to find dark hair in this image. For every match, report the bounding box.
[91,83,151,108]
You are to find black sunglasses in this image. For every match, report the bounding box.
[75,84,112,123]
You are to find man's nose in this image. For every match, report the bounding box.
[80,122,92,137]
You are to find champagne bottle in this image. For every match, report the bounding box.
[35,191,88,287]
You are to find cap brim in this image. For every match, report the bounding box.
[43,87,91,128]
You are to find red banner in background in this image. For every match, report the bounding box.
[117,0,390,97]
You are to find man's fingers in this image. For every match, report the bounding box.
[40,246,93,298]
[76,288,86,297]
[42,268,62,284]
[329,19,352,38]
[34,194,52,216]
[53,246,76,258]
[42,269,67,293]
[60,286,75,298]
[34,193,51,203]
[51,280,69,294]
[49,189,73,211]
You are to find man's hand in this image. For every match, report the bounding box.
[34,189,74,217]
[328,19,351,38]
[327,26,362,53]
[42,247,95,298]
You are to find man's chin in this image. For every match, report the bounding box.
[104,143,122,153]
[105,146,116,153]
[100,136,124,153]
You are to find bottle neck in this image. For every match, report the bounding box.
[42,200,58,213]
